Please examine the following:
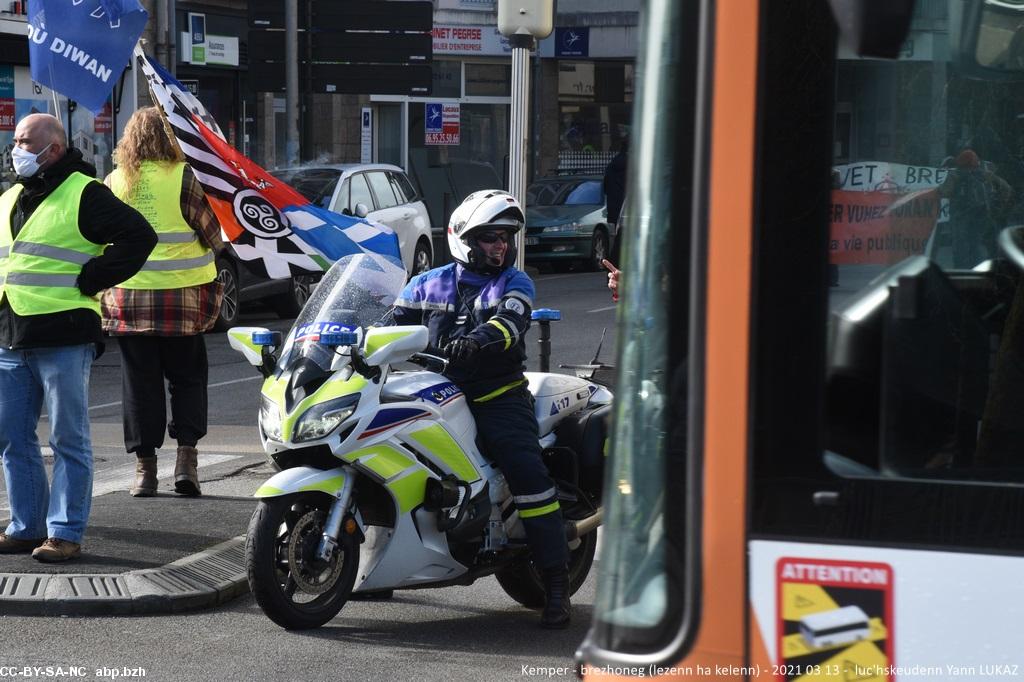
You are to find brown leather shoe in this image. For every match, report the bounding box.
[31,538,81,563]
[130,456,158,497]
[0,533,45,554]
[174,445,201,496]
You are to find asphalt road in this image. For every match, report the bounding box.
[0,268,617,682]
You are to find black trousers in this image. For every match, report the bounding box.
[469,386,568,570]
[117,335,209,455]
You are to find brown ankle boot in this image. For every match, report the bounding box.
[174,445,201,496]
[130,456,158,497]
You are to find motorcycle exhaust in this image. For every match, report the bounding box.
[565,508,603,542]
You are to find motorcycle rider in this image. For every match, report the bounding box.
[389,190,571,628]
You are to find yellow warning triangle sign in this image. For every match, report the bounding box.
[781,583,839,620]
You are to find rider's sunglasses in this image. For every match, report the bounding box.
[476,231,512,244]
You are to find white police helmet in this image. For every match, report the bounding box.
[447,189,525,274]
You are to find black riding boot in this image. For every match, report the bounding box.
[541,566,571,629]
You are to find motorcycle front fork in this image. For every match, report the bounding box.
[316,468,356,562]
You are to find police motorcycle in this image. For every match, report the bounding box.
[227,252,610,630]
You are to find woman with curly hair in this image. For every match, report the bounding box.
[102,106,225,498]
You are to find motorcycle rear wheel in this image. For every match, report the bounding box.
[494,528,597,609]
[247,493,359,630]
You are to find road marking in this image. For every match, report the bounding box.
[587,305,617,313]
[0,454,242,512]
[87,375,263,412]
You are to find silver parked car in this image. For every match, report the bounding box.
[213,163,433,330]
[270,163,433,276]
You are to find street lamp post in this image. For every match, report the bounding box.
[498,1,553,271]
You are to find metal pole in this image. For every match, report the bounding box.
[508,34,533,271]
[155,0,168,69]
[168,0,177,76]
[285,0,300,166]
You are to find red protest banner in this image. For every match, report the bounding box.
[829,188,940,265]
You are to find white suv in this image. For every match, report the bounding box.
[271,163,434,275]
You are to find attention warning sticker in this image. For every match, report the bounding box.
[776,558,894,681]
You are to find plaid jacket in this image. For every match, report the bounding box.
[101,165,226,336]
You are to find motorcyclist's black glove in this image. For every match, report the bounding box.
[444,337,480,364]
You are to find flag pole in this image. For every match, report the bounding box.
[47,63,61,126]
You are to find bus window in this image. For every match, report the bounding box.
[582,0,705,662]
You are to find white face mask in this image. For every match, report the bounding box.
[11,143,52,178]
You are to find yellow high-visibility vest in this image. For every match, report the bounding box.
[0,172,104,315]
[108,161,215,289]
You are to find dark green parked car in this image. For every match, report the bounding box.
[524,175,615,271]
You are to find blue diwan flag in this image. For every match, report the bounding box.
[27,0,147,113]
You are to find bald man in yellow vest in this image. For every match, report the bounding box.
[0,113,157,562]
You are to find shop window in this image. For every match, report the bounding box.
[465,63,511,97]
[432,60,461,99]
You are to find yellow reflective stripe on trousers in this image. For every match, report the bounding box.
[472,378,527,403]
[519,501,560,518]
[486,318,513,350]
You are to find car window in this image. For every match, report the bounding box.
[349,173,375,212]
[527,182,562,206]
[271,168,340,209]
[367,171,399,209]
[389,171,415,204]
[527,178,601,206]
[332,178,351,214]
[564,180,603,205]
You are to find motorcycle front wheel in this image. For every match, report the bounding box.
[246,493,359,630]
[494,527,597,609]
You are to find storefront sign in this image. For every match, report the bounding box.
[188,13,206,65]
[361,107,373,163]
[182,34,239,67]
[432,25,512,56]
[425,102,460,145]
[207,36,239,67]
[555,28,589,57]
[179,79,199,96]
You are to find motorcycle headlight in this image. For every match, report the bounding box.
[259,395,283,441]
[294,396,359,443]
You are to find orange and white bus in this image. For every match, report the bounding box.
[577,0,1024,679]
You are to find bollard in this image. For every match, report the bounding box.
[531,308,561,373]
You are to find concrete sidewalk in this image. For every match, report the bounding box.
[0,424,269,617]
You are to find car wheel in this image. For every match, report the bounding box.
[213,257,240,332]
[589,227,609,271]
[269,275,315,320]
[412,238,432,276]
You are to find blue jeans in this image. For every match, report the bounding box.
[0,344,95,544]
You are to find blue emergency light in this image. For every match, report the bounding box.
[320,331,360,347]
[532,308,561,321]
[252,331,283,346]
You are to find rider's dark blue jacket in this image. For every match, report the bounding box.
[391,263,534,401]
